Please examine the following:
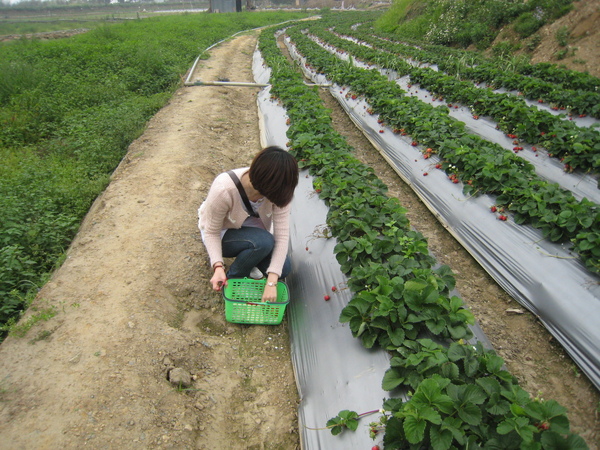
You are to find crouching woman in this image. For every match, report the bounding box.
[198,146,299,302]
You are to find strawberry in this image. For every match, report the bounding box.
[324,295,331,301]
[372,446,381,450]
[435,164,442,169]
[491,206,497,212]
[423,172,428,176]
[305,247,309,251]
[411,141,418,146]
[331,286,337,292]
[498,215,507,221]
[379,129,384,133]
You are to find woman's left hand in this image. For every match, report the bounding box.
[262,273,279,302]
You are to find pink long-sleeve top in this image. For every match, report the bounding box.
[197,167,291,277]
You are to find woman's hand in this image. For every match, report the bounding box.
[211,266,227,291]
[261,273,279,302]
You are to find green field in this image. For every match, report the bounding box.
[0,8,312,335]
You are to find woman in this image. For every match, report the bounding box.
[198,146,299,302]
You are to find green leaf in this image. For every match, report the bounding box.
[404,414,427,444]
[476,376,502,396]
[419,406,442,425]
[405,280,427,291]
[430,424,453,450]
[388,327,406,347]
[382,367,405,391]
[457,403,482,426]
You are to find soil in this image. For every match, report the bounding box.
[1,7,600,450]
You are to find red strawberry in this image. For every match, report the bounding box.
[331,286,337,292]
[423,172,428,176]
[491,206,497,212]
[435,164,442,169]
[411,141,418,146]
[324,295,331,301]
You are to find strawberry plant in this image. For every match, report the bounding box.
[286,23,600,273]
[258,20,589,448]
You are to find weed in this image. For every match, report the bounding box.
[5,304,57,338]
[173,383,204,394]
[555,25,570,46]
[28,329,53,344]
[526,34,542,51]
[555,48,569,60]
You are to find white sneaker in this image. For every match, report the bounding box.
[249,267,263,280]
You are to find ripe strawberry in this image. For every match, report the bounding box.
[372,446,381,450]
[324,295,331,301]
[379,129,384,133]
[423,172,428,176]
[498,215,507,221]
[331,286,337,292]
[305,247,309,251]
[411,141,418,146]
[435,164,442,169]
[491,206,497,212]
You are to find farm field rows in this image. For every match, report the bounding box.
[0,7,599,449]
[256,14,600,448]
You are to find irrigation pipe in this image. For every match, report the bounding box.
[184,17,320,86]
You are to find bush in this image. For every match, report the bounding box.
[513,11,545,38]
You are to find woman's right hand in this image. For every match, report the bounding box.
[211,266,227,291]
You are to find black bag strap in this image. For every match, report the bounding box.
[227,170,259,218]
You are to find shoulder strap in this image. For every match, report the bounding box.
[227,170,259,218]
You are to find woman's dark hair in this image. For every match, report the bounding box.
[249,146,299,208]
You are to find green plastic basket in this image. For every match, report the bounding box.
[222,278,290,325]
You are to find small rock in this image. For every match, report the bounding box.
[168,367,192,387]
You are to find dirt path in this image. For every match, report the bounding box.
[0,29,599,450]
[0,32,299,450]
